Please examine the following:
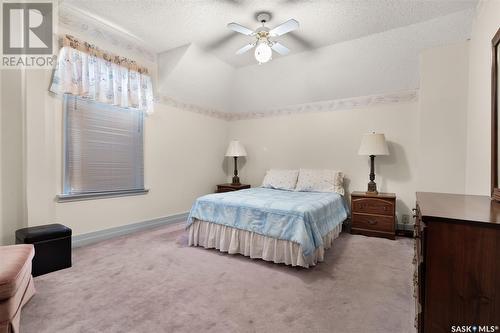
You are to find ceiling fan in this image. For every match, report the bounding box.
[227,12,299,64]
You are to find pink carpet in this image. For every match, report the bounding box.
[20,222,415,332]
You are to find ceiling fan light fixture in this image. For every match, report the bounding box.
[254,41,272,64]
[228,12,299,65]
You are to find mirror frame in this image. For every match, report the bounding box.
[491,27,500,201]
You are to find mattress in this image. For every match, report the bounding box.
[187,187,349,259]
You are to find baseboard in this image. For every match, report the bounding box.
[396,223,415,238]
[345,219,414,238]
[395,229,415,238]
[72,212,189,248]
[396,223,414,231]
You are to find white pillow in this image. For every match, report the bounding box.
[295,169,345,195]
[261,169,299,191]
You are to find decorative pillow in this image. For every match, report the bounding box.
[261,169,299,191]
[295,169,345,195]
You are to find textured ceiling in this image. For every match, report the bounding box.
[61,0,477,67]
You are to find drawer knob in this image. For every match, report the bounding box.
[368,220,377,225]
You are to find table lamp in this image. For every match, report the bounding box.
[225,140,247,185]
[358,133,389,194]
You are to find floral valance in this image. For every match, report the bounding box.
[50,35,154,114]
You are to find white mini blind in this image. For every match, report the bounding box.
[64,96,144,195]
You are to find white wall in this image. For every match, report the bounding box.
[417,42,469,194]
[465,0,500,195]
[151,9,473,115]
[158,43,235,112]
[228,102,419,225]
[230,9,473,114]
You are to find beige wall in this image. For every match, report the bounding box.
[465,0,500,195]
[0,25,228,245]
[226,42,471,227]
[1,70,26,245]
[0,67,228,245]
[0,70,2,243]
[0,10,480,244]
[20,69,228,239]
[228,102,419,225]
[417,42,469,194]
[1,40,472,244]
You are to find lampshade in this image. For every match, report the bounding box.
[254,42,272,64]
[225,140,247,157]
[358,133,389,156]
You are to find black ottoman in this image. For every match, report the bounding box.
[15,224,72,277]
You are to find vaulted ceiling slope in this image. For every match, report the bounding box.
[62,0,477,67]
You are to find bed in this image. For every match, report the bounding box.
[187,187,349,268]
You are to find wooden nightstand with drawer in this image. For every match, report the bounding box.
[350,191,396,240]
[216,183,250,193]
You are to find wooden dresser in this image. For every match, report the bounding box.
[415,192,500,333]
[351,191,396,240]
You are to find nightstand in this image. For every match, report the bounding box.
[216,183,250,193]
[350,191,396,240]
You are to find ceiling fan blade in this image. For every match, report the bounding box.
[236,43,256,55]
[269,19,299,37]
[271,42,290,56]
[227,22,255,36]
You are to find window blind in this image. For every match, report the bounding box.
[64,96,144,195]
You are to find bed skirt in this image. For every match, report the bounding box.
[187,219,342,268]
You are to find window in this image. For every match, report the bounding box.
[60,95,146,200]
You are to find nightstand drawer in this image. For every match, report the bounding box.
[352,197,394,216]
[352,213,395,232]
[217,186,238,193]
[216,184,250,193]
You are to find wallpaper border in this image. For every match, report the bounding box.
[157,90,419,121]
[157,96,231,120]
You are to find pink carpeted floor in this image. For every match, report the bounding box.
[20,222,415,333]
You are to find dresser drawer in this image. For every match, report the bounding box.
[352,213,395,232]
[352,197,394,216]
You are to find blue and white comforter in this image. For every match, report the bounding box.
[187,187,349,256]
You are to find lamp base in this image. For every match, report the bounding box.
[232,176,240,185]
[366,155,378,195]
[366,181,378,195]
[231,156,241,185]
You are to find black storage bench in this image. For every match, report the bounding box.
[15,224,72,277]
